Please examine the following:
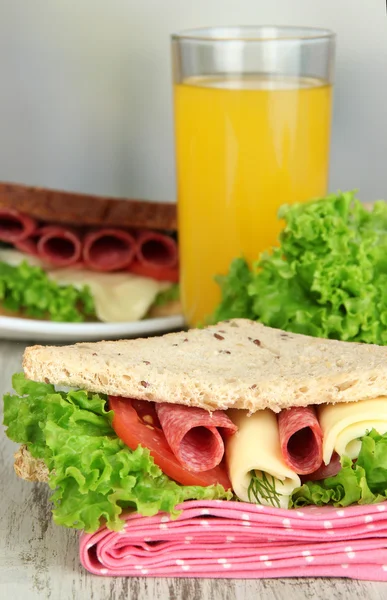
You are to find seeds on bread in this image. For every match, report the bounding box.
[23,319,387,413]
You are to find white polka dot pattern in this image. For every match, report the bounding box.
[305,556,314,563]
[79,499,387,580]
[282,518,292,528]
[324,520,333,528]
[345,546,356,559]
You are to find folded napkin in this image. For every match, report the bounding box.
[80,500,387,580]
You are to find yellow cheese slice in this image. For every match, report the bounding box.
[0,249,171,322]
[226,409,300,509]
[318,397,387,465]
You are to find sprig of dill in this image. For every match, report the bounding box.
[247,470,283,508]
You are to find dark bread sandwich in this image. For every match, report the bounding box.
[0,182,180,323]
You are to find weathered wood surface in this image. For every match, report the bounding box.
[1,339,387,600]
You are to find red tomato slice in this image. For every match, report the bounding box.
[109,396,231,490]
[127,260,179,282]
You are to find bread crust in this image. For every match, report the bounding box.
[23,319,387,413]
[0,182,177,230]
[14,445,49,483]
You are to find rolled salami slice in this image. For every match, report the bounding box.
[37,226,83,267]
[155,403,237,472]
[136,231,178,269]
[278,406,323,475]
[14,232,41,256]
[0,208,37,242]
[301,452,342,483]
[127,260,179,282]
[83,228,136,272]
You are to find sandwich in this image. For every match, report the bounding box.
[5,318,387,537]
[0,181,181,323]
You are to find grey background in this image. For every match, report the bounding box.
[0,0,385,203]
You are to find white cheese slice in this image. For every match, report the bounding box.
[0,248,43,267]
[318,397,387,465]
[226,409,300,509]
[0,248,171,322]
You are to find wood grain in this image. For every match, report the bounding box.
[1,339,387,599]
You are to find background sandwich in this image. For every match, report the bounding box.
[4,319,387,534]
[0,181,181,323]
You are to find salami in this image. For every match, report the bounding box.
[136,231,178,269]
[278,406,323,475]
[83,228,136,272]
[0,208,37,242]
[127,260,179,282]
[109,396,232,489]
[14,232,40,256]
[36,226,83,267]
[301,452,342,482]
[155,403,237,472]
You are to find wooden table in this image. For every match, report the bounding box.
[1,339,386,600]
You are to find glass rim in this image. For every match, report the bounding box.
[171,25,335,43]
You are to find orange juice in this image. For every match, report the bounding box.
[174,75,332,326]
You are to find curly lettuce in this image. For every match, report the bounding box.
[153,283,180,307]
[212,191,387,344]
[3,374,229,533]
[0,260,96,322]
[291,430,387,507]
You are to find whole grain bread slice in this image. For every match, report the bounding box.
[0,181,176,230]
[14,445,49,483]
[23,319,387,413]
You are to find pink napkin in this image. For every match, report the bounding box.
[80,500,387,580]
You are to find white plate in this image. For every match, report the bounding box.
[0,315,186,343]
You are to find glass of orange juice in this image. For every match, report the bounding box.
[171,26,335,327]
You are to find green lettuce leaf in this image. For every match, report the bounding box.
[211,258,255,324]
[3,374,230,533]
[356,429,387,495]
[0,260,96,322]
[211,191,387,344]
[153,283,180,307]
[290,430,387,508]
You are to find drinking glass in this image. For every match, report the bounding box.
[172,26,335,327]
